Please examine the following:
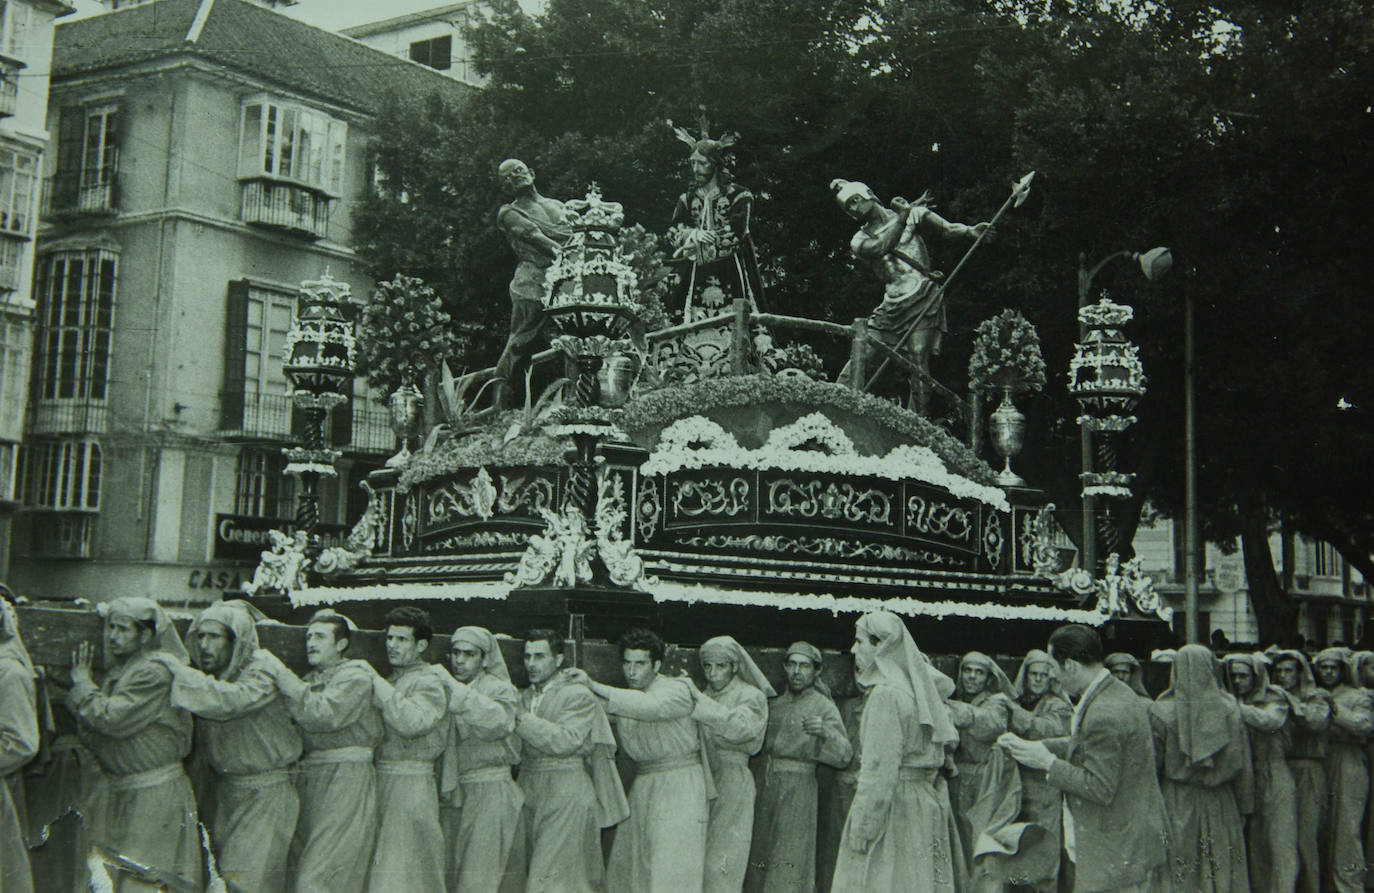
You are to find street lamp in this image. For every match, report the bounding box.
[1073,248,1171,575]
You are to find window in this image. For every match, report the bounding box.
[35,249,115,401]
[409,35,452,71]
[0,147,37,235]
[238,97,347,195]
[80,105,119,208]
[0,2,32,60]
[22,437,101,510]
[243,285,294,432]
[1315,541,1341,577]
[234,448,296,520]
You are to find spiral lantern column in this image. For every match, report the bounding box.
[1069,297,1145,574]
[283,272,357,538]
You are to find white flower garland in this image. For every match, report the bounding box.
[292,578,1104,626]
[643,414,1010,510]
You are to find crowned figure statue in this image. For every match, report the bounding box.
[666,116,765,322]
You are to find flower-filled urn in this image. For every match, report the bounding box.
[284,272,358,411]
[1068,297,1146,420]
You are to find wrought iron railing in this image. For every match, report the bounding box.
[41,157,120,218]
[29,399,108,436]
[350,403,394,454]
[240,179,331,240]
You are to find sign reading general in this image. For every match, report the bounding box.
[213,513,350,562]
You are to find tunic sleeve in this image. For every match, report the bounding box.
[606,679,694,722]
[1297,693,1332,733]
[847,686,904,847]
[518,688,595,756]
[286,664,375,733]
[453,679,517,741]
[170,657,278,721]
[69,660,173,738]
[1332,690,1374,738]
[948,695,1010,742]
[1238,697,1288,733]
[0,664,38,776]
[691,687,766,747]
[1021,698,1072,740]
[380,670,447,739]
[1046,708,1131,807]
[814,697,854,768]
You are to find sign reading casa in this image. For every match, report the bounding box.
[213,513,349,562]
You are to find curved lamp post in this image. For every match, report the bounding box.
[1074,247,1171,575]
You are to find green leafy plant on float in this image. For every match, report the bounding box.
[356,274,473,397]
[967,309,1047,395]
[617,223,675,332]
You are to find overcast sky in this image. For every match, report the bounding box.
[67,0,450,31]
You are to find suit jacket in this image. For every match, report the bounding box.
[1044,676,1167,893]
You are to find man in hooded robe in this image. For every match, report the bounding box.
[563,627,710,893]
[747,641,852,893]
[1222,652,1297,893]
[1149,644,1253,892]
[1271,648,1332,893]
[0,597,39,893]
[1354,651,1374,889]
[1314,646,1373,893]
[514,628,628,893]
[437,625,525,893]
[365,606,449,893]
[999,623,1167,893]
[148,599,302,893]
[1103,653,1152,700]
[948,651,1015,867]
[66,596,202,892]
[833,611,963,892]
[685,635,772,893]
[993,649,1073,893]
[265,608,382,893]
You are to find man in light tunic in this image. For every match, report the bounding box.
[365,606,449,893]
[1223,651,1297,893]
[687,635,772,893]
[0,596,39,893]
[947,650,1015,868]
[747,641,851,893]
[265,608,382,893]
[1314,647,1373,893]
[67,596,203,892]
[564,627,711,893]
[1272,649,1332,893]
[438,625,526,893]
[514,628,629,893]
[149,600,302,893]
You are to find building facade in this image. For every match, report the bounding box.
[10,0,469,604]
[0,0,75,579]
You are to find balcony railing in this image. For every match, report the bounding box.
[351,403,394,454]
[29,399,108,436]
[240,179,331,240]
[42,163,120,219]
[236,391,295,439]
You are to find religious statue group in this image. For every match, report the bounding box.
[6,593,1374,892]
[493,120,992,415]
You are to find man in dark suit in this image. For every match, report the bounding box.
[998,624,1167,893]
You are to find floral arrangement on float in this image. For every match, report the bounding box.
[355,274,470,398]
[642,412,1010,510]
[968,309,1047,488]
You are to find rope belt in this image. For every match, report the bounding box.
[635,753,700,775]
[768,757,816,775]
[220,768,293,790]
[376,760,436,777]
[522,756,585,773]
[459,766,514,784]
[301,746,374,767]
[109,762,183,793]
[897,766,940,782]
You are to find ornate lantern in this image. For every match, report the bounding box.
[282,271,357,533]
[1069,296,1145,560]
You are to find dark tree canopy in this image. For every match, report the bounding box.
[354,0,1374,643]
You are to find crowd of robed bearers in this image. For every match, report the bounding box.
[2,595,1373,893]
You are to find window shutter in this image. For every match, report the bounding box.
[220,280,249,429]
[330,390,353,448]
[54,106,83,210]
[109,106,126,209]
